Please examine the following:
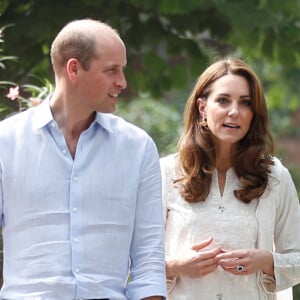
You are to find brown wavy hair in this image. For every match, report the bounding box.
[175,57,274,203]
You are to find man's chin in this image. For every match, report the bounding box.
[97,105,117,114]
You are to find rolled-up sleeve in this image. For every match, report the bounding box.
[127,138,167,299]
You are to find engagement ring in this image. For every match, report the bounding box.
[236,265,244,272]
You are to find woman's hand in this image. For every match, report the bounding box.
[166,237,222,278]
[216,248,274,277]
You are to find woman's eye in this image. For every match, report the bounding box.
[241,99,252,106]
[217,97,228,104]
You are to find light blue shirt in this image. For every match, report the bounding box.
[0,99,166,300]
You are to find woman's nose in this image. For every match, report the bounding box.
[228,104,239,117]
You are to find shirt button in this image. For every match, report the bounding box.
[51,122,56,128]
[62,149,67,155]
[74,237,78,243]
[73,175,78,181]
[72,207,78,213]
[74,268,80,273]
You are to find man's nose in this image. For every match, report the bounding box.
[116,71,127,90]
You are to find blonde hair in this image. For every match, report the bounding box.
[50,18,119,72]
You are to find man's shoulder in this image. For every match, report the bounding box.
[98,113,150,139]
[0,108,35,133]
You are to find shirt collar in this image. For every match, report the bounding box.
[94,113,114,133]
[32,95,114,134]
[32,96,54,130]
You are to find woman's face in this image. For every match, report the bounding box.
[198,74,253,148]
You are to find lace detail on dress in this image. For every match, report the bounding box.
[161,154,300,300]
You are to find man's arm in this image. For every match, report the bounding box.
[127,138,167,299]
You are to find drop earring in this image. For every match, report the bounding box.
[199,116,207,127]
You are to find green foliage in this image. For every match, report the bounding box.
[0,80,53,119]
[117,93,182,156]
[0,25,53,118]
[294,284,300,300]
[0,0,299,136]
[290,168,300,199]
[0,24,17,69]
[0,2,300,294]
[0,0,299,113]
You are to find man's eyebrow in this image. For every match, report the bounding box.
[105,63,126,69]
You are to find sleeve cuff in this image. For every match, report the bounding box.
[259,271,276,293]
[167,276,177,293]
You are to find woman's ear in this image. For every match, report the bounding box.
[197,97,207,119]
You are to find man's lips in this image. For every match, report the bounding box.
[108,93,118,98]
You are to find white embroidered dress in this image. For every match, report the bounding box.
[160,154,300,300]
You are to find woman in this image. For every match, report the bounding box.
[160,58,300,299]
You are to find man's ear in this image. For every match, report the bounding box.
[197,97,207,118]
[66,58,80,80]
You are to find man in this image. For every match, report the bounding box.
[0,19,166,299]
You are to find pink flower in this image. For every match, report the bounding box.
[30,97,42,106]
[6,86,19,100]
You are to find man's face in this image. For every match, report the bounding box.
[77,36,127,113]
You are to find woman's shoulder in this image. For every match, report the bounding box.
[267,156,296,193]
[160,153,181,181]
[270,156,288,178]
[160,153,179,170]
[160,152,178,162]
